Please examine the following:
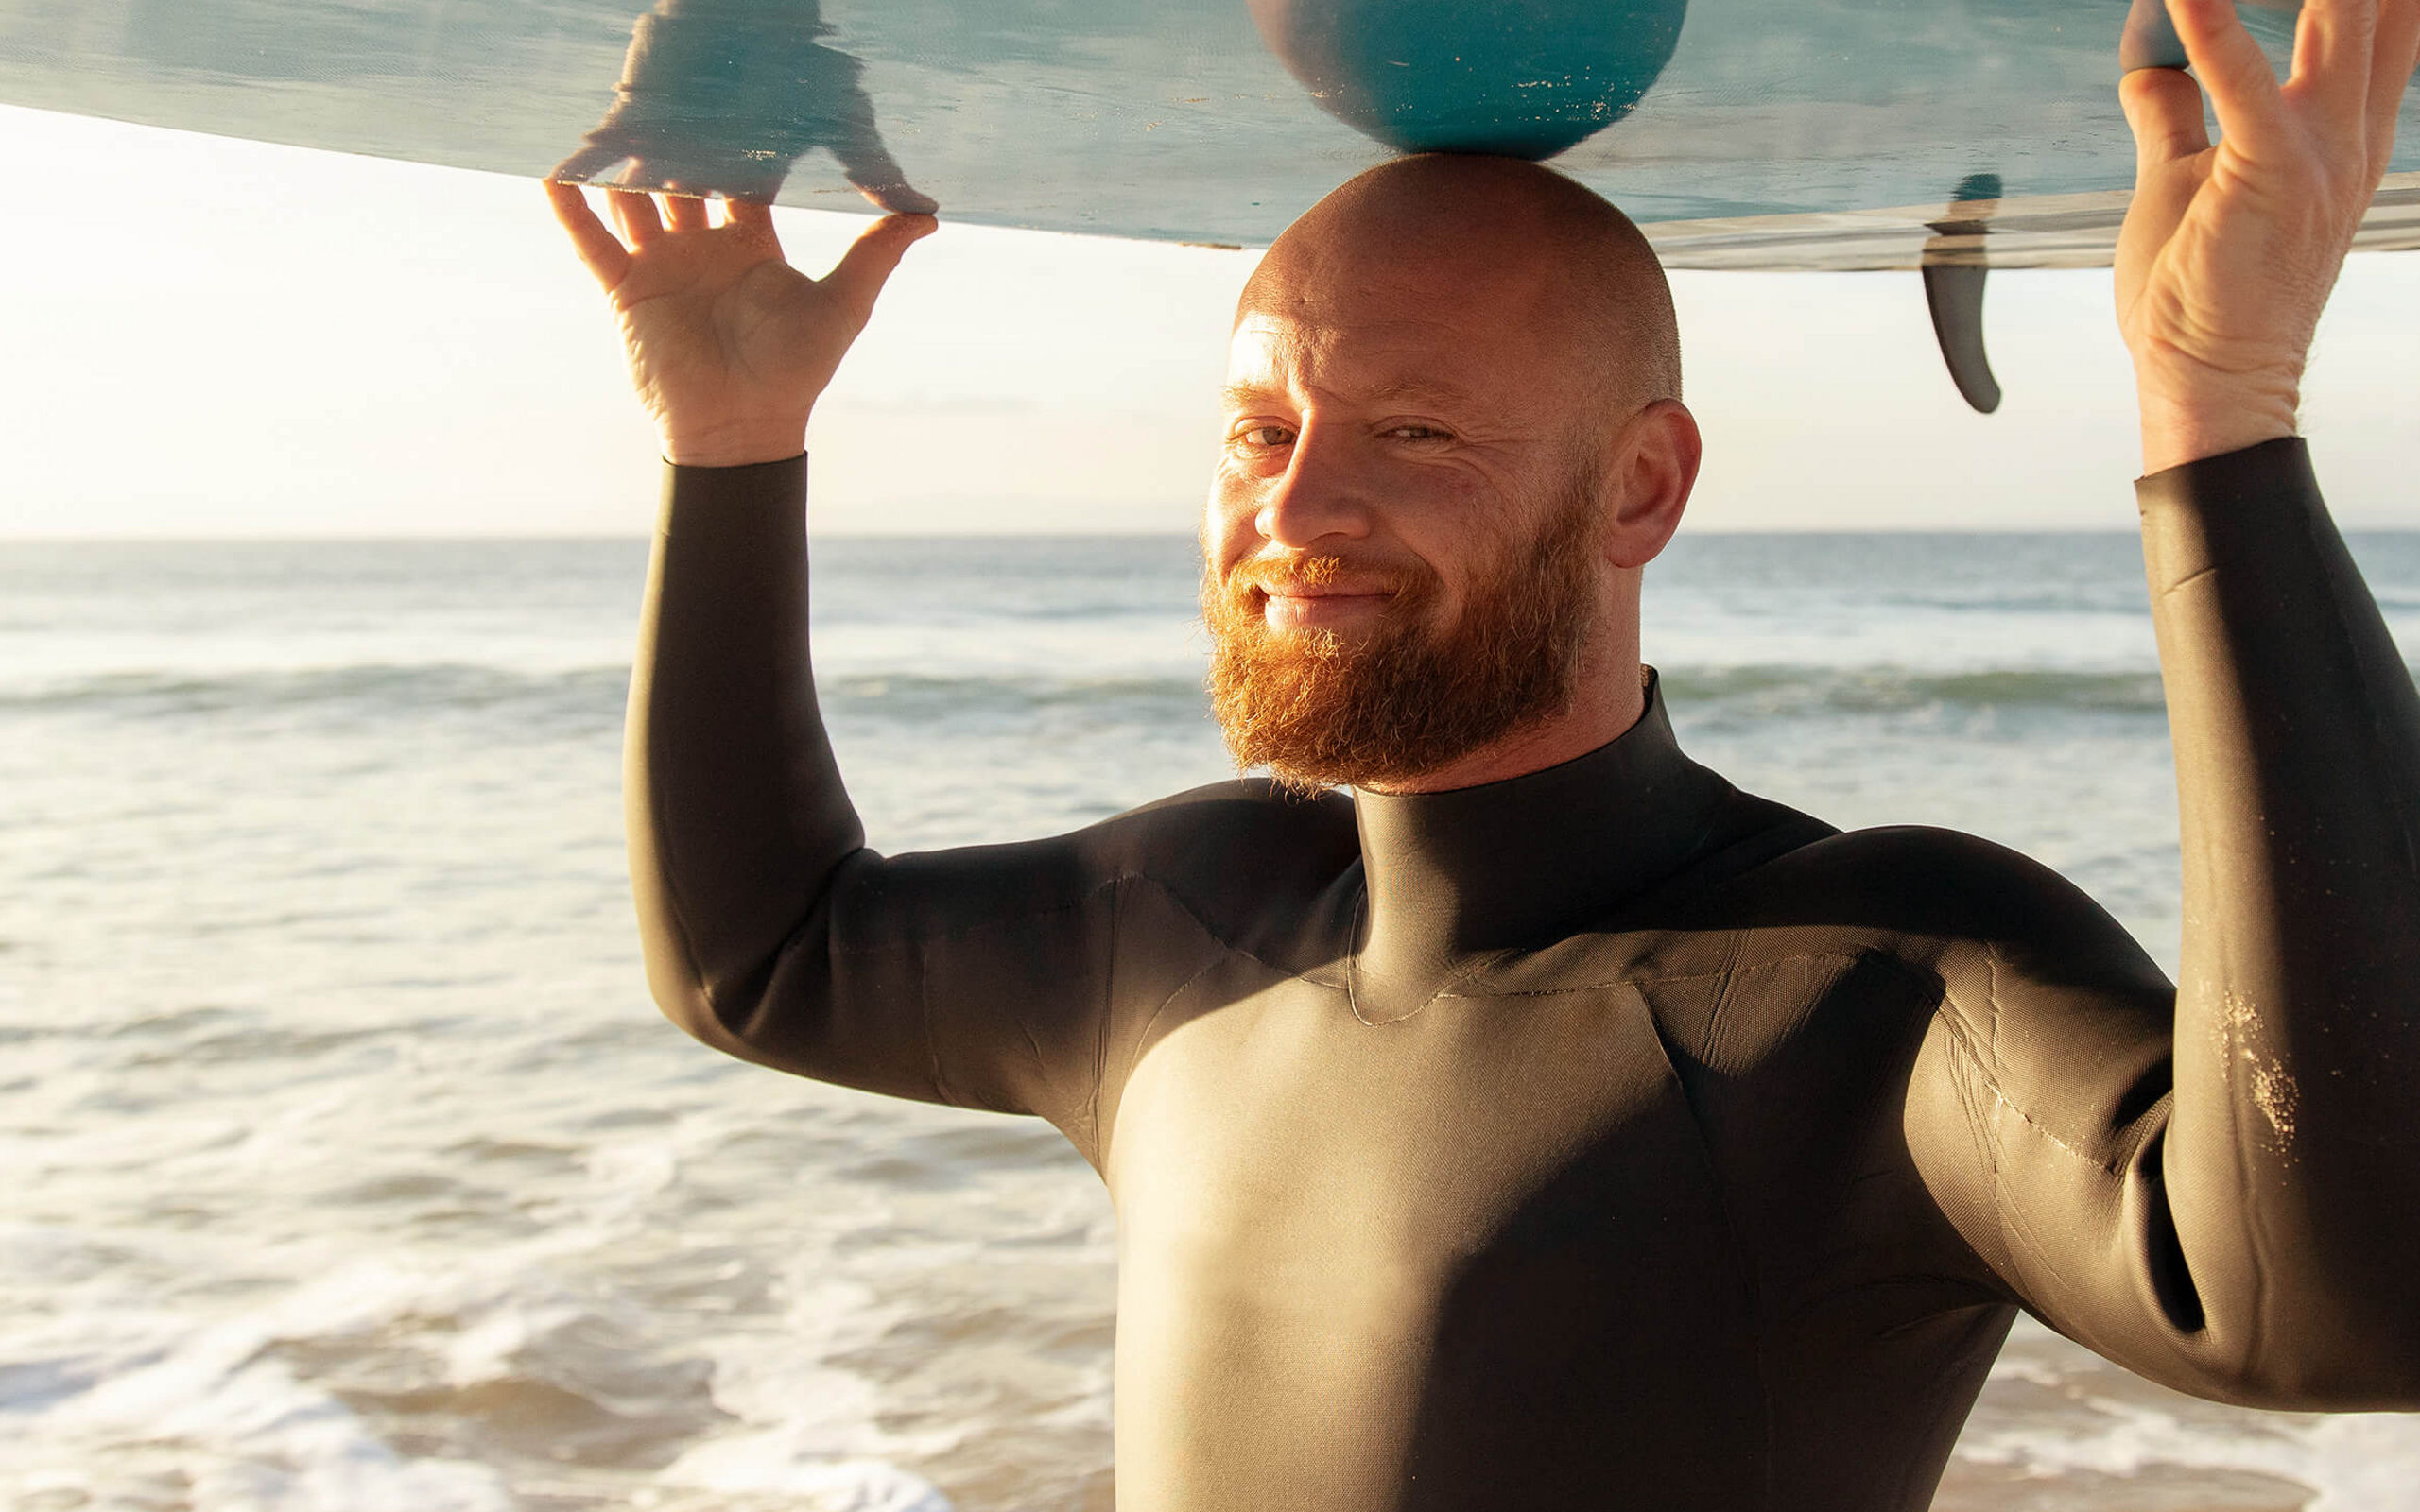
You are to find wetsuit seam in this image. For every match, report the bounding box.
[1927,983,2139,1324]
[1984,944,2005,1085]
[1011,1013,1049,1103]
[1879,947,2044,1309]
[1932,1009,2029,1303]
[1120,868,1325,982]
[1632,970,1781,1509]
[1701,929,1753,1070]
[1083,869,1311,1158]
[1120,950,1230,1087]
[1083,875,1121,1171]
[1102,947,1239,1182]
[1426,948,1879,1002]
[915,936,959,1107]
[1928,986,2125,1177]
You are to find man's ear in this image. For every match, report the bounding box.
[1604,399,1701,570]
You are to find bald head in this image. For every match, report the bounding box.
[1209,156,1702,791]
[1241,155,1681,411]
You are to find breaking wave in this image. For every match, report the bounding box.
[0,661,2194,725]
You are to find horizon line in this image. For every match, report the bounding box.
[6,524,2342,545]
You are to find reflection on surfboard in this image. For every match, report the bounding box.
[4,0,2415,396]
[4,0,2412,268]
[551,0,936,213]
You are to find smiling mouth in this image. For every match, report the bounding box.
[1253,583,1400,636]
[1259,584,1393,601]
[1243,567,1400,599]
[1227,555,1411,626]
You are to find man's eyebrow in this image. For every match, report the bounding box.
[1362,378,1474,409]
[1218,378,1475,412]
[1219,382,1287,413]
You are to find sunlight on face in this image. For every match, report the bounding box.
[1202,288,1592,632]
[1198,276,1618,791]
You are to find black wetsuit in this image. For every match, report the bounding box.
[628,438,2420,1511]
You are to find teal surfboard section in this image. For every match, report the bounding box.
[2,0,2413,266]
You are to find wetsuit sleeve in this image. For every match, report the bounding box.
[625,456,1119,1139]
[1905,438,2420,1408]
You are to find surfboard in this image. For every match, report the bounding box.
[4,0,2416,273]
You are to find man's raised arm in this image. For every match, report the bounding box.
[544,186,1158,1145]
[1910,0,2420,1406]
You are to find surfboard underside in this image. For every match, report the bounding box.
[3,0,2415,268]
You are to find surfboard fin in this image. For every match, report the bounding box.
[1921,172,2003,415]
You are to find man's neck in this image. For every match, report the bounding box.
[1344,668,1730,1002]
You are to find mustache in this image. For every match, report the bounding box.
[1221,552,1426,599]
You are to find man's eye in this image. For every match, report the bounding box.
[1387,424,1449,441]
[1234,425,1295,448]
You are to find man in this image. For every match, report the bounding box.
[547,0,2420,1503]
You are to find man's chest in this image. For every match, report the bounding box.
[1106,961,1704,1262]
[1097,956,1771,1510]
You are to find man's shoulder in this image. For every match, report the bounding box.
[1714,821,2128,950]
[1071,776,1360,925]
[1102,776,1357,854]
[1686,818,2170,1006]
[1595,816,2172,1074]
[1756,819,2064,895]
[1114,774,1352,824]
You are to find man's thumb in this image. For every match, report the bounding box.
[825,213,938,312]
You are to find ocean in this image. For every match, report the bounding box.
[5,531,2419,1512]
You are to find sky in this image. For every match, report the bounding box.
[2,100,2416,537]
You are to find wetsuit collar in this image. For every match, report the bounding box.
[1350,672,1730,991]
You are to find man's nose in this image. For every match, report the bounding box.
[1255,429,1373,550]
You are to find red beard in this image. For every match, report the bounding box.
[1202,475,1607,793]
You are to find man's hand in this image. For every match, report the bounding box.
[2116,0,2418,473]
[547,183,935,467]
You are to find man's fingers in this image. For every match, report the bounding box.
[610,188,666,248]
[2169,0,2290,149]
[821,212,939,313]
[544,180,633,292]
[719,196,789,253]
[2122,64,2216,166]
[2290,0,2382,121]
[664,191,711,232]
[725,198,780,232]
